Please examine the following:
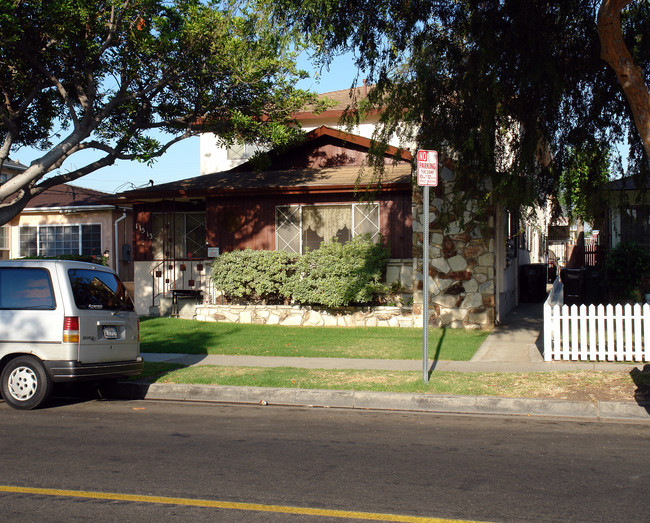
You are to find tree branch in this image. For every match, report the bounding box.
[598,0,650,158]
[22,51,81,130]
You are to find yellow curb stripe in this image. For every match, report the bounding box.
[0,485,485,522]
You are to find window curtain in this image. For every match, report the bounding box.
[302,206,352,243]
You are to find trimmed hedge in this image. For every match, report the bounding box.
[287,237,389,307]
[210,238,390,307]
[210,249,296,304]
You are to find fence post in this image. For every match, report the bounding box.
[543,301,552,361]
[644,304,650,362]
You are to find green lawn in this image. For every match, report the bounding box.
[138,363,645,401]
[140,317,489,361]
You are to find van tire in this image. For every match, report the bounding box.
[1,356,53,410]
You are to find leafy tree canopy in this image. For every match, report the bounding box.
[272,0,650,217]
[0,0,320,224]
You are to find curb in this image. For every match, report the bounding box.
[115,382,650,422]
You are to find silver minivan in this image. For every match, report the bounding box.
[0,259,143,409]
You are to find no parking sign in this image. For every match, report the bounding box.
[417,150,438,187]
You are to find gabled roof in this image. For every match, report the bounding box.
[25,184,114,210]
[295,82,374,121]
[113,126,413,203]
[608,174,650,191]
[0,159,28,173]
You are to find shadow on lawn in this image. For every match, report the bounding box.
[140,318,249,355]
[427,327,446,378]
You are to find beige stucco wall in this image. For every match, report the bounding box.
[5,208,134,281]
[9,211,113,257]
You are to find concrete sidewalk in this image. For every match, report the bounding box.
[130,303,650,421]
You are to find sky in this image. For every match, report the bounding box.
[13,54,362,195]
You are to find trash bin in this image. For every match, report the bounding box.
[561,268,585,306]
[583,267,605,305]
[520,263,548,303]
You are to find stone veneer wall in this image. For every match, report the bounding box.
[195,304,422,328]
[412,166,496,330]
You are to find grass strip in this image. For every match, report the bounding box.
[140,363,650,402]
[140,317,488,361]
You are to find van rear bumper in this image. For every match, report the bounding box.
[44,357,144,381]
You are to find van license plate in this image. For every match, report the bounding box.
[103,326,118,339]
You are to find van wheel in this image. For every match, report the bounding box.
[1,356,53,410]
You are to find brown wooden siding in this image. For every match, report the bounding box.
[206,191,412,258]
[134,191,412,260]
[134,210,152,261]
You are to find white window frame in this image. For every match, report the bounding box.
[226,142,263,161]
[0,225,10,259]
[18,224,102,257]
[275,203,380,254]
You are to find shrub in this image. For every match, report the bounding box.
[287,236,390,307]
[605,242,650,302]
[210,249,296,304]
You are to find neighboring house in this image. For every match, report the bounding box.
[200,82,402,175]
[603,175,650,252]
[0,168,134,281]
[0,159,30,260]
[113,126,414,316]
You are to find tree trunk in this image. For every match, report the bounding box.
[598,0,650,159]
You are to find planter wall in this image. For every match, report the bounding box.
[195,304,423,328]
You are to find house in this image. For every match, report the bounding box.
[113,126,414,316]
[0,159,30,260]
[200,83,401,175]
[0,165,134,281]
[116,83,547,327]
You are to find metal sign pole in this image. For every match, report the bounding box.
[422,185,430,382]
[417,149,437,383]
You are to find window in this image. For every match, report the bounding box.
[620,206,650,251]
[152,212,206,259]
[19,224,102,257]
[276,204,380,254]
[68,268,133,311]
[226,142,263,161]
[505,210,518,260]
[0,268,55,310]
[0,226,9,260]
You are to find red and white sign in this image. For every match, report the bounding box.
[417,150,438,187]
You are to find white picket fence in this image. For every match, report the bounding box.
[543,279,650,362]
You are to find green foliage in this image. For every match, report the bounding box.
[271,0,650,213]
[559,144,611,223]
[0,0,317,224]
[605,242,650,302]
[287,237,390,307]
[210,249,296,304]
[210,239,391,307]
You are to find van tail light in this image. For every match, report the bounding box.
[63,316,79,343]
[137,318,140,341]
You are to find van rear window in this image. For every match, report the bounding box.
[0,268,56,310]
[68,269,134,311]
